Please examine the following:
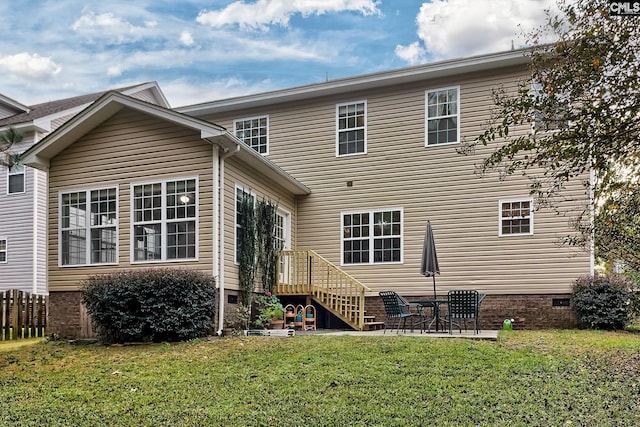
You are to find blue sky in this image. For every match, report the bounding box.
[0,0,556,107]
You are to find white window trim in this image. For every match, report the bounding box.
[0,238,7,263]
[425,86,460,147]
[58,186,119,267]
[336,100,367,157]
[275,207,292,251]
[498,198,534,237]
[234,185,256,265]
[130,176,199,264]
[340,207,404,266]
[233,114,270,156]
[7,163,26,195]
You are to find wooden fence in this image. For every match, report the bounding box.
[1,290,47,341]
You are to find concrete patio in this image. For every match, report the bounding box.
[296,328,499,340]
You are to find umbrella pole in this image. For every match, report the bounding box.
[432,276,436,299]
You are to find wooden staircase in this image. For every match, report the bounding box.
[275,250,383,331]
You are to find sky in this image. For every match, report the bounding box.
[0,0,558,108]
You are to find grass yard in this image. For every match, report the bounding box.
[1,331,640,426]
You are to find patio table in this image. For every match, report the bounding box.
[413,299,448,332]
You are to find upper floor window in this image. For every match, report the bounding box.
[499,199,534,236]
[336,101,366,156]
[132,178,197,262]
[60,187,117,266]
[530,81,568,133]
[342,208,402,265]
[426,87,459,145]
[8,163,25,194]
[0,239,6,263]
[234,116,269,155]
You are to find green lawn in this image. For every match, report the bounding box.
[1,331,640,426]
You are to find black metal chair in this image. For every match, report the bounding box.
[379,291,419,334]
[447,290,480,334]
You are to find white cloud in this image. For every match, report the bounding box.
[399,0,558,62]
[0,52,62,80]
[107,65,123,77]
[394,42,426,65]
[71,12,153,44]
[196,0,381,30]
[180,31,195,47]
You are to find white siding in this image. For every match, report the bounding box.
[0,165,36,292]
[33,168,48,294]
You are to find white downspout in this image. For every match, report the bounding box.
[216,143,240,335]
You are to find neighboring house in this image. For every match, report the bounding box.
[0,83,169,294]
[23,48,592,337]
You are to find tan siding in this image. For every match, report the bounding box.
[48,109,217,291]
[222,156,297,292]
[204,65,590,296]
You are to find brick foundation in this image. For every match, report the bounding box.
[51,290,580,339]
[48,291,86,338]
[366,294,579,330]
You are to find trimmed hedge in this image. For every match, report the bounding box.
[81,268,217,343]
[572,274,632,330]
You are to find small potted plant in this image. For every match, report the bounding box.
[254,292,285,329]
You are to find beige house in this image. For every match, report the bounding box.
[0,83,168,295]
[22,92,309,337]
[24,48,591,337]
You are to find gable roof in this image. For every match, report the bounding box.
[0,82,170,130]
[177,48,530,115]
[21,91,310,196]
[0,93,30,117]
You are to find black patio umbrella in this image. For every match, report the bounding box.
[420,220,440,299]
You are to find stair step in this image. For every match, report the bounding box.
[363,315,377,323]
[363,321,385,331]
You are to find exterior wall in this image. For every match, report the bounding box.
[128,88,161,105]
[0,164,36,292]
[222,156,297,292]
[47,108,218,291]
[202,65,591,299]
[33,168,48,294]
[367,294,579,330]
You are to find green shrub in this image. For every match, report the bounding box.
[81,268,216,343]
[572,274,632,330]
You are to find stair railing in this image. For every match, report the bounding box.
[275,250,370,330]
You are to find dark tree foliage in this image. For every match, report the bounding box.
[257,198,279,295]
[572,274,633,330]
[237,189,257,306]
[468,0,640,269]
[0,127,23,168]
[81,268,217,343]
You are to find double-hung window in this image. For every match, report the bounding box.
[234,115,269,155]
[60,188,117,266]
[426,87,459,145]
[342,209,402,264]
[0,239,6,263]
[8,163,25,194]
[499,199,533,236]
[132,178,197,262]
[336,101,366,156]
